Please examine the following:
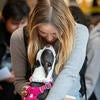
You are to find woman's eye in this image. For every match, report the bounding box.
[53,33,56,36]
[40,31,46,34]
[38,30,46,34]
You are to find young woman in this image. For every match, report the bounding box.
[10,0,89,100]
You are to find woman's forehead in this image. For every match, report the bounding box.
[37,23,57,33]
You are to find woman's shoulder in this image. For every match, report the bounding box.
[10,27,26,50]
[75,23,89,40]
[75,23,89,33]
[11,27,24,42]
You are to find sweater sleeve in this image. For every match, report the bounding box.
[46,23,89,100]
[10,28,27,95]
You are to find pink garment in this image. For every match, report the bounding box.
[24,86,41,100]
[24,82,53,100]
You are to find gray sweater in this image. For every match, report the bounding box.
[83,23,100,99]
[10,23,89,100]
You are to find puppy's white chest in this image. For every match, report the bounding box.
[32,66,45,82]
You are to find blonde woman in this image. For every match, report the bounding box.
[10,0,89,100]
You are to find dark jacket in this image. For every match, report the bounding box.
[0,19,11,70]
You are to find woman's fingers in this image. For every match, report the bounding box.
[21,90,28,97]
[21,85,29,97]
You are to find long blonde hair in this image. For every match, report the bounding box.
[27,0,75,74]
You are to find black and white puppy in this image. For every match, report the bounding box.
[29,45,56,100]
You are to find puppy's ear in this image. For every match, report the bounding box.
[53,40,60,54]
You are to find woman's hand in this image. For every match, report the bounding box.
[21,85,29,97]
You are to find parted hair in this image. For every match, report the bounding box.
[27,0,75,74]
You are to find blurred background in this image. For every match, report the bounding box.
[0,0,100,16]
[0,0,100,27]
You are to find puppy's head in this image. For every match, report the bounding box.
[31,45,56,83]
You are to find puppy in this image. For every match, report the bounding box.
[25,45,56,100]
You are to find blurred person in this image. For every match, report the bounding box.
[82,22,100,100]
[69,5,88,27]
[83,1,100,98]
[10,0,89,100]
[0,0,30,100]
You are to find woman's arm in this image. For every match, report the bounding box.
[10,28,28,95]
[46,23,89,100]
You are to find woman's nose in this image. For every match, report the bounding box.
[46,34,54,42]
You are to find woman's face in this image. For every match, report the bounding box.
[37,24,58,43]
[5,17,28,34]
